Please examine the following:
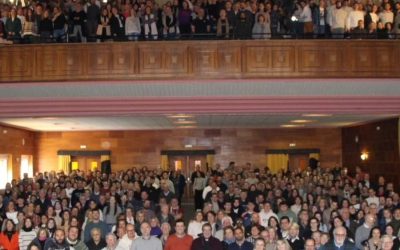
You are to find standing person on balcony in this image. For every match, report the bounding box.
[52,6,66,42]
[329,0,348,38]
[299,0,313,38]
[5,8,22,42]
[110,6,125,41]
[178,0,193,37]
[71,2,87,42]
[346,3,365,33]
[191,8,210,38]
[86,0,100,41]
[312,0,328,38]
[125,8,141,40]
[162,5,178,39]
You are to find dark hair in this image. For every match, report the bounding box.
[175,219,185,226]
[3,219,16,234]
[202,223,212,231]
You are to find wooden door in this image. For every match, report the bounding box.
[288,154,309,172]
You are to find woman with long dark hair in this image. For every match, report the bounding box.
[19,217,37,250]
[0,219,19,250]
[103,196,122,232]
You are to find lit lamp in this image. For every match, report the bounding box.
[360,152,369,161]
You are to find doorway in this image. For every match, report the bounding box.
[162,150,214,200]
[288,154,310,172]
[71,156,101,173]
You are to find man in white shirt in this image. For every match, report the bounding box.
[259,201,278,228]
[330,1,348,37]
[116,224,138,250]
[346,3,365,31]
[300,0,313,36]
[366,188,380,206]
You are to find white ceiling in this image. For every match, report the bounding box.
[0,113,396,131]
[0,79,400,99]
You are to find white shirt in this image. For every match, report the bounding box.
[187,221,205,239]
[347,10,364,29]
[115,234,137,250]
[379,10,394,24]
[259,209,278,227]
[300,5,313,22]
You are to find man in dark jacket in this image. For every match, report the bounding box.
[228,227,253,250]
[44,229,70,250]
[319,226,357,250]
[191,223,223,250]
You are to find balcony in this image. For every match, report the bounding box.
[0,39,399,82]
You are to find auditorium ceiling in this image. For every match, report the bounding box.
[0,114,396,131]
[0,78,399,131]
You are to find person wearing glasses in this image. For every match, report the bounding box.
[319,226,356,250]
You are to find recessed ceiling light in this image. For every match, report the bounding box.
[174,120,196,124]
[302,114,332,117]
[177,125,197,129]
[167,114,194,118]
[291,119,314,123]
[280,124,305,128]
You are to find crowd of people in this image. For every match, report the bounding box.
[0,163,399,250]
[0,0,400,44]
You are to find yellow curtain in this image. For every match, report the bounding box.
[100,155,110,162]
[266,154,289,174]
[206,154,214,170]
[58,155,71,175]
[7,155,12,182]
[161,155,168,171]
[309,153,320,160]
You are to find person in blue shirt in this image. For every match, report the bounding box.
[228,227,253,250]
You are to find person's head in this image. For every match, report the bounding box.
[92,208,100,221]
[234,227,245,242]
[91,228,102,243]
[257,14,265,23]
[23,217,33,230]
[202,223,213,239]
[175,220,186,236]
[289,223,299,238]
[280,216,291,230]
[333,226,346,246]
[126,224,136,239]
[276,239,291,250]
[370,226,381,239]
[68,226,79,241]
[4,219,15,233]
[55,229,66,245]
[195,211,203,222]
[304,238,316,250]
[161,222,171,236]
[140,222,151,237]
[381,234,394,250]
[224,226,234,241]
[105,233,117,247]
[254,238,266,250]
[365,213,376,227]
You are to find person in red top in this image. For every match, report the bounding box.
[164,219,193,250]
[0,219,19,250]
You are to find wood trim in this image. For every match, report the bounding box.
[1,40,399,82]
[57,150,111,156]
[160,150,215,156]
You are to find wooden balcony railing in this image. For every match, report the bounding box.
[0,40,399,82]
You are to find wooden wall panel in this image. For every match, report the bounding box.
[1,40,399,82]
[0,125,36,180]
[36,128,342,173]
[342,118,400,187]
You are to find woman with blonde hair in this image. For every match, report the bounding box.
[276,239,292,250]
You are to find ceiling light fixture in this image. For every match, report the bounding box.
[174,120,197,124]
[280,124,305,128]
[167,114,194,119]
[302,114,332,117]
[291,119,314,123]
